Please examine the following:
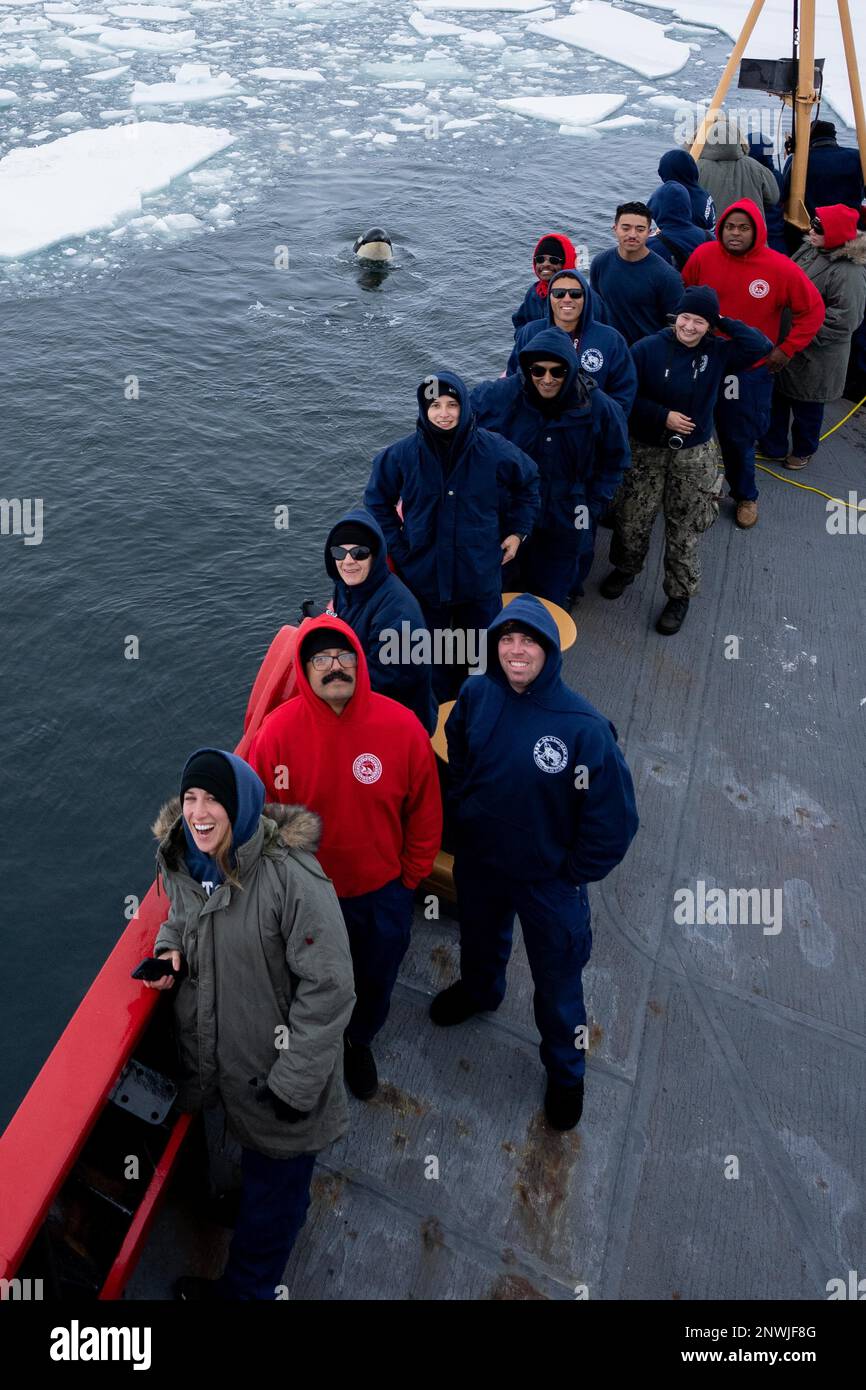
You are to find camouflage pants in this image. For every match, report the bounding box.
[610,437,723,598]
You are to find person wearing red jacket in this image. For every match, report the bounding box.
[247,615,442,1103]
[682,197,825,529]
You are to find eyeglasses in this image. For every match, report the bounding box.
[528,363,568,380]
[550,287,584,300]
[330,544,372,562]
[308,651,358,671]
[534,254,564,267]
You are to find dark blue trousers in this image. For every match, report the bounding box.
[714,365,773,502]
[219,1147,317,1300]
[419,595,502,701]
[340,876,415,1046]
[453,858,593,1084]
[760,389,824,459]
[510,527,581,608]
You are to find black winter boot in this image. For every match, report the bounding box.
[600,568,635,600]
[544,1077,584,1131]
[429,980,482,1027]
[343,1037,378,1100]
[656,596,690,635]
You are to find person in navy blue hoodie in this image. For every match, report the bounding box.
[324,508,437,735]
[647,182,713,271]
[511,232,578,338]
[601,285,772,635]
[506,267,637,417]
[780,121,865,221]
[430,595,638,1132]
[590,202,684,346]
[472,327,630,606]
[364,371,540,699]
[652,148,716,231]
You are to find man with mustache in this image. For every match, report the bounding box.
[247,617,442,1104]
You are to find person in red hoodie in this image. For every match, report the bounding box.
[511,232,577,338]
[246,616,442,1103]
[682,197,825,529]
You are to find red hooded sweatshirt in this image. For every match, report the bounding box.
[531,232,577,301]
[682,198,825,362]
[246,615,442,899]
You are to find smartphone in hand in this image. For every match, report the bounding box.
[131,956,181,982]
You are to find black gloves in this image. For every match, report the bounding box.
[256,1084,310,1124]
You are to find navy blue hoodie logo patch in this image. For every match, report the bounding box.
[581,347,604,372]
[533,736,569,774]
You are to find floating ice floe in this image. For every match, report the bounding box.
[51,109,86,125]
[1,14,52,32]
[97,26,197,53]
[46,11,109,26]
[530,2,691,79]
[364,57,471,81]
[249,66,326,81]
[593,113,647,129]
[0,45,39,67]
[408,11,466,37]
[107,5,193,19]
[0,120,234,259]
[460,28,506,48]
[497,92,626,127]
[39,58,69,69]
[417,0,548,11]
[0,86,18,106]
[81,65,131,81]
[55,35,112,57]
[131,62,242,104]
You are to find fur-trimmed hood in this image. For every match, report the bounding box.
[153,795,322,872]
[827,231,866,265]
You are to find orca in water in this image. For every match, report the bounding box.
[353,228,393,262]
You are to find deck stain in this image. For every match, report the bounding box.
[512,1112,580,1261]
[430,943,457,983]
[488,1273,548,1300]
[312,1172,344,1208]
[421,1216,445,1251]
[371,1081,430,1119]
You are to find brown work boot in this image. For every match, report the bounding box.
[735,500,758,528]
[784,454,811,470]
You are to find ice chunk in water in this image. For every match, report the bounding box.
[249,66,326,81]
[106,5,193,19]
[0,87,18,106]
[0,121,234,259]
[132,63,242,104]
[97,27,197,53]
[82,65,131,81]
[530,3,691,79]
[460,29,506,48]
[497,92,626,126]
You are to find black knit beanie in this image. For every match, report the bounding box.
[329,520,379,553]
[300,626,355,663]
[180,750,238,826]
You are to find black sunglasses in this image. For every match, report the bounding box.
[330,544,372,561]
[550,287,584,300]
[810,217,824,233]
[528,363,568,380]
[534,254,564,267]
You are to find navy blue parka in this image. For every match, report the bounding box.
[506,268,638,417]
[364,371,540,609]
[652,149,717,231]
[471,328,631,543]
[445,595,638,885]
[325,507,438,734]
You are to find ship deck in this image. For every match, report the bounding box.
[129,400,866,1301]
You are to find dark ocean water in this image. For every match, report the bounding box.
[0,109,727,1126]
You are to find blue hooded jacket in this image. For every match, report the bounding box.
[445,595,638,884]
[364,370,540,608]
[506,268,638,417]
[780,136,865,219]
[653,149,716,231]
[647,183,713,269]
[181,748,265,890]
[629,317,773,448]
[471,328,631,541]
[325,506,437,734]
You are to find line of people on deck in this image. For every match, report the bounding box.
[145,118,865,1300]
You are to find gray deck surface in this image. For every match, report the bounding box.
[129,403,866,1301]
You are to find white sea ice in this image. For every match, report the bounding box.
[408,11,466,38]
[417,0,547,11]
[39,58,69,70]
[497,92,626,126]
[81,65,131,80]
[530,3,691,79]
[51,109,86,124]
[55,35,111,57]
[0,45,39,67]
[594,113,647,128]
[1,14,51,32]
[97,26,196,53]
[0,86,18,106]
[107,5,193,19]
[0,120,234,259]
[131,62,242,104]
[460,29,506,48]
[45,13,108,28]
[249,66,325,81]
[205,201,233,221]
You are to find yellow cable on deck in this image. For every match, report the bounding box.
[752,394,866,512]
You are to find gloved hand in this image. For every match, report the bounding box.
[256,1084,309,1124]
[300,599,327,620]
